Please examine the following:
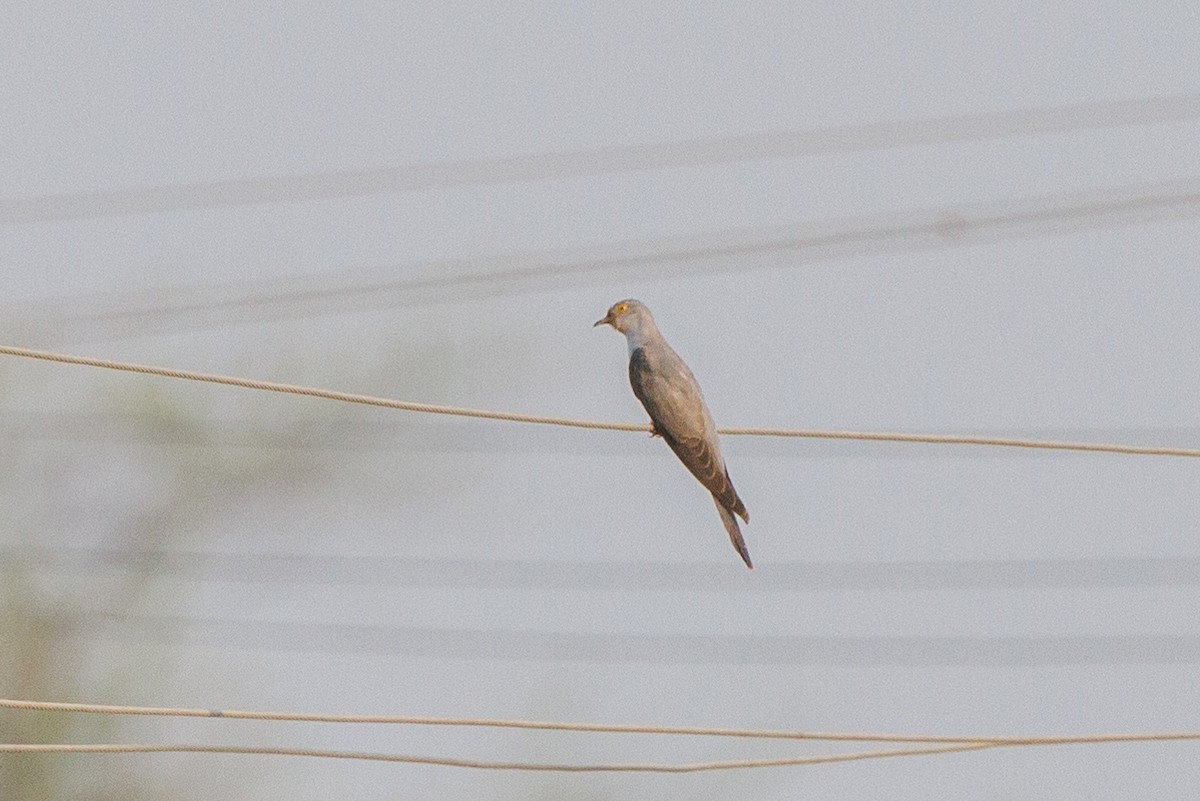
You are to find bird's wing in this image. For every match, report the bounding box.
[658,429,748,523]
[629,347,748,522]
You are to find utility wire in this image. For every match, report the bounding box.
[11,548,1198,591]
[0,741,1003,772]
[1,710,1197,771]
[38,613,1200,665]
[9,178,1200,342]
[2,699,1197,772]
[3,92,1199,223]
[2,344,1198,458]
[4,699,1199,747]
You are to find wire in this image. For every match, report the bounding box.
[11,178,1200,343]
[0,741,1002,772]
[43,614,1200,665]
[3,92,1199,223]
[12,548,1199,591]
[3,699,1199,747]
[2,701,1198,772]
[2,344,1198,458]
[2,699,1197,772]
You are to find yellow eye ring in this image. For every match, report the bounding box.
[615,303,628,314]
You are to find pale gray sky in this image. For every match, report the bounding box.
[3,4,1199,799]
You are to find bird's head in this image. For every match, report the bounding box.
[593,299,653,335]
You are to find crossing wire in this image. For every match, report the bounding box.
[2,696,1199,773]
[12,178,1200,343]
[3,698,1200,747]
[3,92,1199,223]
[0,741,1003,772]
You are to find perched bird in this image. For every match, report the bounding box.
[594,299,752,568]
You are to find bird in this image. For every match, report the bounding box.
[594,299,752,568]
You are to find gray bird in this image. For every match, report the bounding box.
[595,299,752,568]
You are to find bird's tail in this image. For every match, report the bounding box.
[715,499,753,569]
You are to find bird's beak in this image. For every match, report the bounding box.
[593,314,613,328]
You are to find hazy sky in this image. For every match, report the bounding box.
[3,4,1200,799]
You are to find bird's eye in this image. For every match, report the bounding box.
[615,303,628,314]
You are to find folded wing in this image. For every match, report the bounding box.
[629,346,749,524]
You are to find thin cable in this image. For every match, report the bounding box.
[3,699,1200,748]
[1,344,1198,458]
[0,699,987,742]
[4,92,1199,222]
[0,741,1002,772]
[0,735,1196,772]
[43,615,1200,665]
[0,344,642,432]
[14,548,1199,591]
[12,178,1200,343]
[720,427,1200,457]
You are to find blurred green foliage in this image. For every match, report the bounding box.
[0,381,321,801]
